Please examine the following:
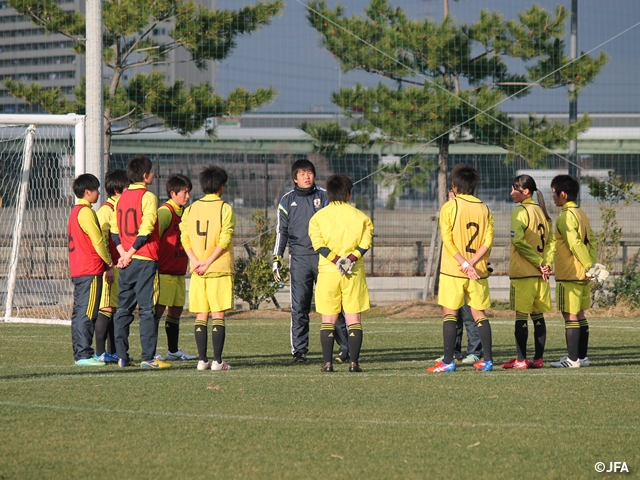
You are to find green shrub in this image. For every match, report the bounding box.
[607,250,640,307]
[233,210,288,310]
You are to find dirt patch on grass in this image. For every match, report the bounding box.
[587,301,640,318]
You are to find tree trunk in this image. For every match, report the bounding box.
[104,126,112,172]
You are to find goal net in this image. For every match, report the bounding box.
[0,114,85,325]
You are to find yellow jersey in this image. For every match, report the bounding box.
[554,201,596,281]
[439,194,493,278]
[509,198,555,278]
[180,194,235,274]
[308,201,374,274]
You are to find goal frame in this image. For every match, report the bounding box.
[1,114,85,324]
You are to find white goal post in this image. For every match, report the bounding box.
[1,114,85,324]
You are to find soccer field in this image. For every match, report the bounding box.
[1,313,638,479]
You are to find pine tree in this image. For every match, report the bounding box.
[4,0,284,166]
[304,0,608,206]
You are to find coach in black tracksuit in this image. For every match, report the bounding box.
[273,159,350,363]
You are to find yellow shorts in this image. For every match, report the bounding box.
[509,277,551,314]
[315,270,370,315]
[188,274,233,313]
[99,267,119,309]
[556,281,591,315]
[437,275,491,311]
[157,274,186,307]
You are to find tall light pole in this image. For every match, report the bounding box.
[568,0,578,179]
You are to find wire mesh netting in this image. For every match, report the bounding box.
[0,124,77,320]
[0,0,639,318]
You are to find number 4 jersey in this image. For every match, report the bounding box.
[439,194,494,279]
[509,198,555,279]
[181,193,235,275]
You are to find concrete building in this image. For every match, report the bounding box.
[0,0,215,114]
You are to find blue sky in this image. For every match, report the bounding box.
[213,0,640,114]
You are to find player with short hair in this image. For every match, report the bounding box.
[180,165,235,371]
[549,174,601,368]
[273,158,350,363]
[502,174,556,370]
[309,173,373,373]
[112,155,171,369]
[434,190,484,366]
[155,174,197,361]
[95,169,129,363]
[428,164,495,373]
[68,173,114,366]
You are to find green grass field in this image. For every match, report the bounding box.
[1,313,639,479]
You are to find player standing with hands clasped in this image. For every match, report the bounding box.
[309,174,373,373]
[154,174,197,361]
[68,174,114,366]
[428,164,495,373]
[181,166,235,371]
[112,155,170,369]
[549,174,607,368]
[502,175,555,370]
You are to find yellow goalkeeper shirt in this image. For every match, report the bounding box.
[308,201,373,274]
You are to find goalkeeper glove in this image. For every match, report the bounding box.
[272,255,283,283]
[337,254,358,275]
[335,257,348,276]
[331,254,346,276]
[586,263,610,283]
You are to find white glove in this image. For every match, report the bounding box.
[272,255,283,283]
[337,254,357,275]
[335,257,350,276]
[586,263,609,283]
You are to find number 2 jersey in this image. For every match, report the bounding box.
[439,194,494,279]
[509,198,556,279]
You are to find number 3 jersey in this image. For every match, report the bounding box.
[509,198,555,279]
[439,194,494,279]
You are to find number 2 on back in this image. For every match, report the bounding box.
[465,222,479,254]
